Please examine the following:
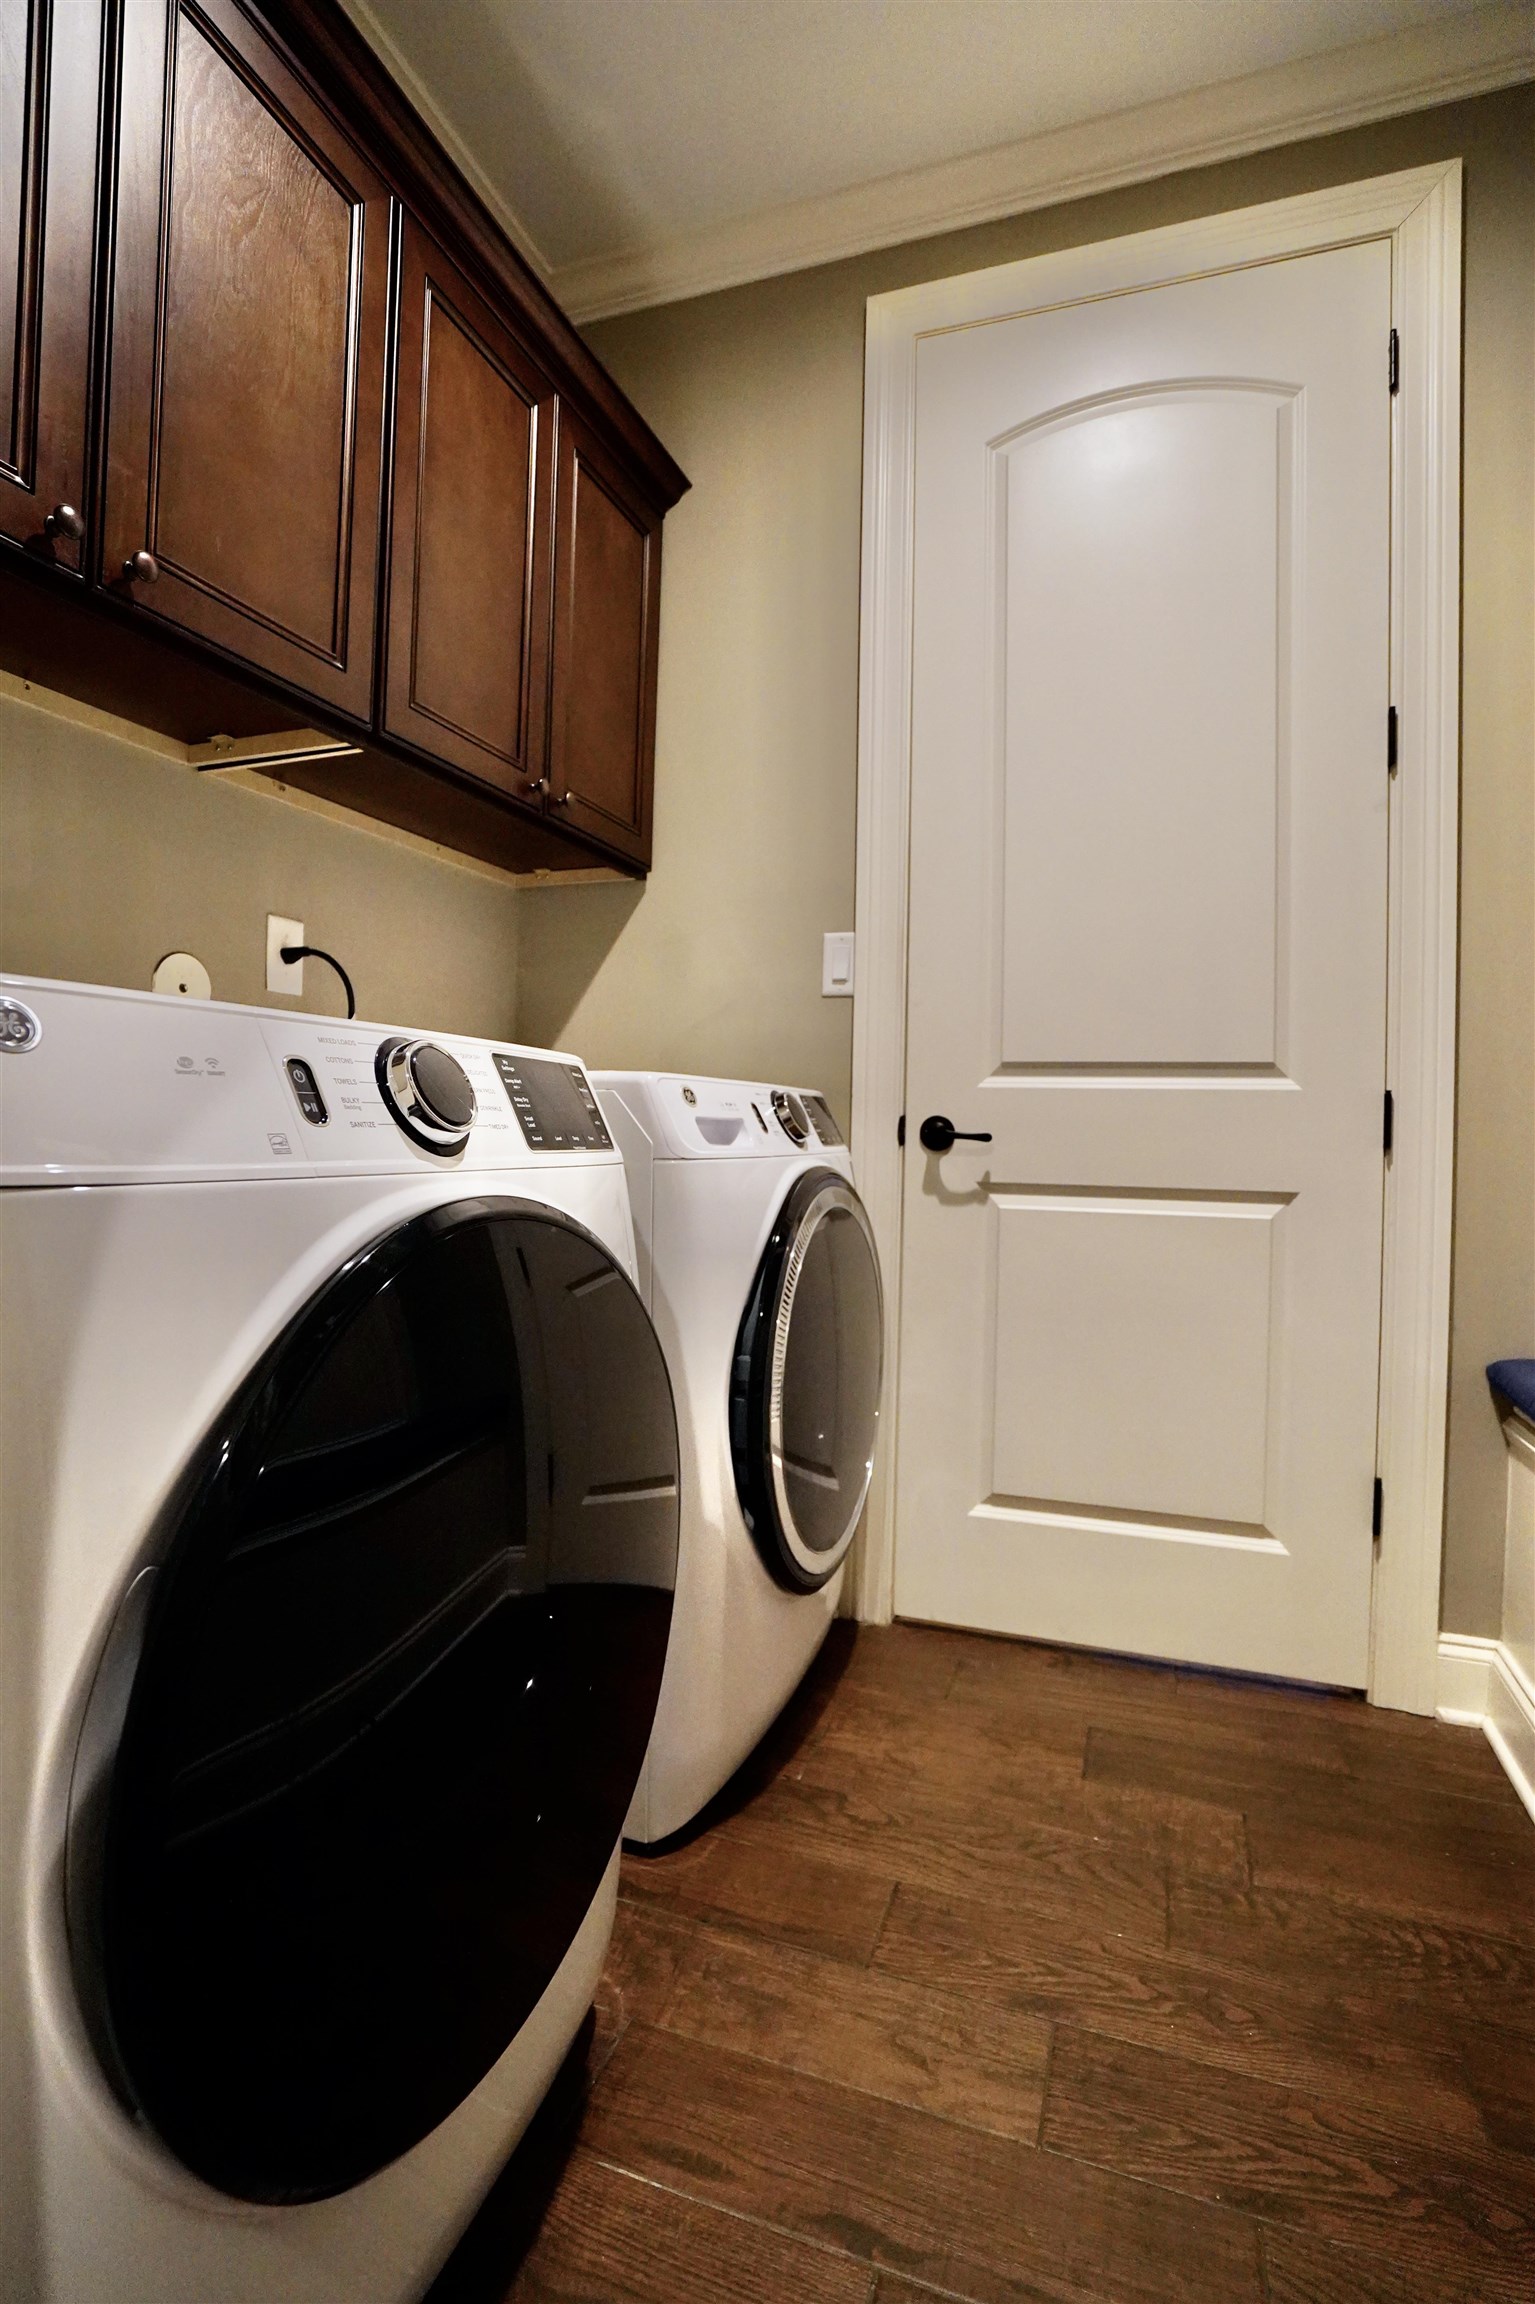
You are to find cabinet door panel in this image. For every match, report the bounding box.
[548,411,661,865]
[0,1,34,479]
[383,221,554,792]
[106,0,389,717]
[0,0,101,565]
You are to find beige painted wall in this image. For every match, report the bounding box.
[530,83,1534,1640]
[0,681,521,1038]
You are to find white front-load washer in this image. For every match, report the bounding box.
[0,977,679,2303]
[592,1073,883,1845]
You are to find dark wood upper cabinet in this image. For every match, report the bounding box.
[547,408,663,867]
[382,218,555,798]
[103,0,391,718]
[0,0,687,876]
[0,0,103,569]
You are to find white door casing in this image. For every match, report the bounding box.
[849,166,1462,1712]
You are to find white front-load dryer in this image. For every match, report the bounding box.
[0,978,679,2303]
[593,1073,883,1845]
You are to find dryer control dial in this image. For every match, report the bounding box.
[376,1038,476,1155]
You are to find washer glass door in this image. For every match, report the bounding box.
[78,1199,677,2203]
[731,1172,884,1590]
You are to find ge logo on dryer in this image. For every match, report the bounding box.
[0,998,42,1053]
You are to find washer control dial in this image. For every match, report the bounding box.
[376,1038,476,1155]
[771,1088,809,1145]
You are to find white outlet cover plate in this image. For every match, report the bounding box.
[822,931,855,997]
[152,951,212,1000]
[266,915,305,996]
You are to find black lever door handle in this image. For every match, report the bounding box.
[918,1114,993,1154]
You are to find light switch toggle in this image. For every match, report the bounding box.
[822,931,855,998]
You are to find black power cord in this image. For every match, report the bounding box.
[280,944,356,1020]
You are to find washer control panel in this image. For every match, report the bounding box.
[284,1056,329,1126]
[801,1091,843,1147]
[0,976,627,1182]
[493,1052,612,1151]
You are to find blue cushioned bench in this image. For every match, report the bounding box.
[1488,1360,1535,1428]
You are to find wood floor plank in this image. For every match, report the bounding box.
[1039,2026,1535,2298]
[872,1885,1488,2144]
[837,1623,972,1702]
[1167,1665,1499,1768]
[507,2149,875,2303]
[936,1643,1462,1798]
[800,1680,1093,1775]
[800,1710,1251,1878]
[1246,1805,1535,1935]
[592,1899,697,2077]
[708,1772,1168,1942]
[1459,2025,1535,2157]
[1168,1872,1535,2024]
[661,1924,1050,2142]
[1163,1688,1510,1795]
[1088,1723,1535,1933]
[947,1638,1184,1719]
[583,2022,1265,2304]
[619,1830,894,1965]
[867,2286,1017,2304]
[1258,2224,1493,2304]
[1085,1723,1534,1838]
[1163,1797,1252,1900]
[1168,1662,1429,1725]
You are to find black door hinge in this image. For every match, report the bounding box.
[1388,328,1400,394]
[1387,704,1398,773]
[1383,1089,1394,1156]
[897,1112,906,1147]
[1372,1477,1384,1539]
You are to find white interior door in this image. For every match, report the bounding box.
[894,240,1392,1687]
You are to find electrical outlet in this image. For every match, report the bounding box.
[266,915,304,996]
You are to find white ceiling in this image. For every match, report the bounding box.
[344,0,1534,311]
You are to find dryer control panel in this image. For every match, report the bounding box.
[592,1073,851,1162]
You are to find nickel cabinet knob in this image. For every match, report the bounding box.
[45,503,85,540]
[123,549,161,584]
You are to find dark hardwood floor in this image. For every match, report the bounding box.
[428,1623,1535,2304]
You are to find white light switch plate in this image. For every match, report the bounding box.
[266,915,305,996]
[822,931,855,997]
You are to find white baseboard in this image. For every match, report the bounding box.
[1436,1632,1496,1723]
[1437,1634,1535,1824]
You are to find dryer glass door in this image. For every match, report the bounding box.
[78,1199,677,2203]
[731,1171,884,1590]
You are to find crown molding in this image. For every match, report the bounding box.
[555,0,1532,321]
[331,0,556,283]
